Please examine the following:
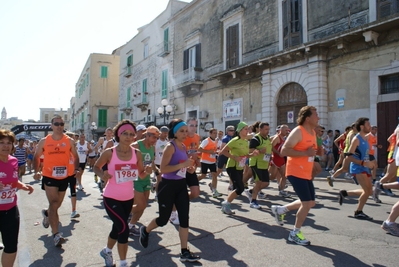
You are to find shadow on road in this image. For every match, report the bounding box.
[29,235,67,267]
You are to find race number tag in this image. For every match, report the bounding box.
[158,151,163,158]
[210,153,216,159]
[52,166,67,177]
[308,157,314,162]
[238,157,247,168]
[115,164,138,184]
[0,188,17,204]
[263,154,271,162]
[176,160,187,178]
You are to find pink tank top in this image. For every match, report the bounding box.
[103,147,137,201]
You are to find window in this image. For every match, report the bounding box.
[226,25,239,68]
[378,0,399,19]
[64,114,68,121]
[44,114,49,123]
[183,44,201,70]
[98,109,107,127]
[80,112,84,126]
[120,113,124,121]
[85,74,89,87]
[380,73,399,94]
[127,87,131,107]
[142,79,147,103]
[282,0,302,49]
[143,43,149,59]
[127,55,133,66]
[101,66,108,78]
[161,70,168,98]
[164,28,169,52]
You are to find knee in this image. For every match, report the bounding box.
[155,217,168,227]
[189,187,200,199]
[235,185,244,195]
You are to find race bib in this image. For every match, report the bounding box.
[115,164,138,184]
[52,166,67,177]
[0,188,17,204]
[238,157,247,168]
[176,160,187,177]
[263,154,271,162]
[308,157,314,162]
[158,151,163,158]
[210,153,216,159]
[187,149,197,155]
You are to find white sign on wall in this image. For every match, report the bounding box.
[223,99,242,119]
[287,111,294,123]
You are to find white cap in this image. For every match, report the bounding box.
[137,125,147,131]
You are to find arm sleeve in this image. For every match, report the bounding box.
[249,137,260,149]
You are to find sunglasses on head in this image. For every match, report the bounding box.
[53,122,65,126]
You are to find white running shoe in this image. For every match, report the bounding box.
[244,189,252,203]
[70,210,80,219]
[169,211,180,225]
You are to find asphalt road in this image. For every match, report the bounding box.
[13,170,399,267]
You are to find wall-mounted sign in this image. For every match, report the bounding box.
[338,97,344,108]
[223,99,242,119]
[287,111,294,123]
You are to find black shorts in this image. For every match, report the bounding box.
[287,175,315,201]
[79,162,86,170]
[217,155,228,169]
[201,162,217,174]
[186,171,199,187]
[369,154,375,161]
[250,166,270,182]
[41,176,70,192]
[88,155,96,159]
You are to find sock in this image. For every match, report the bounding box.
[44,210,48,217]
[380,183,384,190]
[279,205,289,214]
[120,259,127,265]
[385,220,394,226]
[355,210,362,215]
[53,232,58,238]
[251,199,256,203]
[128,223,134,229]
[181,248,189,254]
[105,246,112,253]
[292,227,300,234]
[341,190,348,197]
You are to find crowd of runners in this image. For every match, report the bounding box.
[1,107,399,266]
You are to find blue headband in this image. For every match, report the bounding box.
[173,121,187,134]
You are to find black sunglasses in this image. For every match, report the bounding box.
[53,122,65,126]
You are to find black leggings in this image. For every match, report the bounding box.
[227,167,244,195]
[155,178,189,228]
[103,197,133,244]
[0,206,20,253]
[68,175,77,197]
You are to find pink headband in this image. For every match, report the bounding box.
[117,124,135,137]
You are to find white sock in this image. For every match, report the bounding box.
[128,223,134,229]
[105,246,112,253]
[120,259,127,266]
[292,227,300,234]
[385,220,394,226]
[277,206,288,214]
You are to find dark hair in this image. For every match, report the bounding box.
[259,122,269,129]
[351,123,356,128]
[0,129,16,150]
[327,130,333,134]
[355,117,369,132]
[209,128,217,134]
[168,118,185,139]
[345,126,351,132]
[251,121,261,133]
[113,120,136,142]
[297,106,316,125]
[51,115,63,124]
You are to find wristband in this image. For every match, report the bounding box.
[361,160,364,166]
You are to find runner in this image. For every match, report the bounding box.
[94,120,150,267]
[330,126,351,176]
[271,106,318,246]
[26,140,36,174]
[153,126,169,201]
[33,115,80,246]
[367,126,379,183]
[139,119,200,262]
[94,128,116,193]
[220,122,259,215]
[76,133,91,190]
[88,140,97,171]
[13,138,28,179]
[338,117,374,220]
[128,126,160,236]
[198,128,221,198]
[0,129,34,267]
[216,126,235,179]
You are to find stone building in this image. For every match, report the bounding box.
[70,52,121,140]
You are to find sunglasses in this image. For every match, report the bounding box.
[189,124,198,127]
[228,129,235,132]
[53,122,65,126]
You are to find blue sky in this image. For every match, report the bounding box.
[0,0,190,121]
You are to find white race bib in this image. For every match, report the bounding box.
[210,153,216,159]
[238,157,247,168]
[115,164,138,184]
[176,167,187,178]
[263,154,271,162]
[0,188,17,204]
[52,166,67,177]
[308,157,315,162]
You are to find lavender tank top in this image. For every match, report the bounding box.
[162,140,188,180]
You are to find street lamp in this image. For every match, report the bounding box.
[90,122,97,141]
[157,99,173,126]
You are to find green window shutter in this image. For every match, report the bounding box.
[98,109,107,127]
[162,70,168,98]
[127,55,133,66]
[120,113,124,121]
[142,79,147,103]
[164,28,169,51]
[127,87,131,107]
[101,66,108,78]
[86,74,89,87]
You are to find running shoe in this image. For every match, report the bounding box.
[53,232,65,247]
[129,225,140,236]
[120,262,128,267]
[354,211,373,220]
[326,176,334,187]
[150,183,156,194]
[383,189,395,196]
[258,191,267,199]
[381,221,399,236]
[338,190,346,205]
[221,201,235,215]
[373,181,382,201]
[41,209,49,228]
[94,174,98,183]
[70,211,80,219]
[212,190,222,198]
[208,182,214,192]
[344,173,352,179]
[373,196,382,203]
[0,243,4,250]
[271,205,285,226]
[288,231,311,246]
[329,170,335,176]
[180,250,201,262]
[279,190,291,198]
[169,212,180,225]
[243,189,252,203]
[100,248,114,267]
[139,226,149,248]
[250,200,261,209]
[228,184,234,192]
[352,176,359,185]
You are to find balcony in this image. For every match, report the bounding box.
[135,101,149,112]
[173,67,204,96]
[157,41,171,57]
[124,66,132,78]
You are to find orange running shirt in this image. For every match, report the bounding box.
[285,126,317,180]
[42,134,72,179]
[368,134,377,156]
[183,134,200,158]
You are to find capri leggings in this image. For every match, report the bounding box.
[68,175,77,197]
[0,205,20,253]
[155,178,189,228]
[103,197,133,244]
[227,167,244,195]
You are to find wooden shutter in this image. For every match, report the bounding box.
[290,0,302,47]
[226,24,239,68]
[162,70,168,98]
[282,0,289,49]
[142,79,147,103]
[127,87,131,107]
[183,49,189,70]
[378,0,399,18]
[195,43,201,68]
[98,109,107,127]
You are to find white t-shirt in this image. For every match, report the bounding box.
[77,141,88,163]
[154,139,169,165]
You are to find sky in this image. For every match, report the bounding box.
[0,0,191,122]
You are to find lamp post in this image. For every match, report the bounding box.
[157,99,173,126]
[90,122,97,141]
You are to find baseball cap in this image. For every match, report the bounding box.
[137,125,146,131]
[145,126,160,137]
[276,125,281,132]
[160,126,169,132]
[90,140,95,143]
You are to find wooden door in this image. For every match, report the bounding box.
[277,82,307,130]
